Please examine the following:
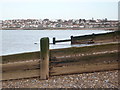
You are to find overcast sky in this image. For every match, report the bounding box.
[0,0,119,20]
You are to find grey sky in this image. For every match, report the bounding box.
[0,0,119,20]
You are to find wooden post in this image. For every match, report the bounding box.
[53,37,56,44]
[40,37,49,80]
[92,33,95,40]
[71,36,73,44]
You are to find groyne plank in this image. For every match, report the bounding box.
[2,69,40,80]
[2,60,40,72]
[50,43,118,58]
[50,52,119,76]
[50,63,119,76]
[50,52,118,66]
[1,52,40,64]
[55,39,71,43]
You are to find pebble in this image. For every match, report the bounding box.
[2,70,118,88]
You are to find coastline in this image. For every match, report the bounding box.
[1,27,118,31]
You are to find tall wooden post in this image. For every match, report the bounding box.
[53,37,56,44]
[71,36,73,44]
[40,37,49,80]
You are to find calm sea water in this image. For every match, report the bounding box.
[1,30,112,56]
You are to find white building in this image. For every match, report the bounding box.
[0,20,2,30]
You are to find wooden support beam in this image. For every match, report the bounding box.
[40,37,49,80]
[53,37,56,44]
[71,36,73,44]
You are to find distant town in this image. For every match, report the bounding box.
[0,18,119,30]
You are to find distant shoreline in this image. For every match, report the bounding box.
[1,27,118,31]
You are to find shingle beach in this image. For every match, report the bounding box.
[2,70,119,88]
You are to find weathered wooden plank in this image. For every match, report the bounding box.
[2,60,40,72]
[50,43,118,58]
[2,52,40,64]
[50,63,119,76]
[55,39,71,43]
[50,52,118,67]
[2,69,40,80]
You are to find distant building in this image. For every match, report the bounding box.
[1,19,119,30]
[37,24,44,30]
[0,20,2,30]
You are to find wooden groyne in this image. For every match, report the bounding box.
[1,41,119,80]
[53,36,73,44]
[2,52,119,80]
[1,30,120,80]
[52,30,120,44]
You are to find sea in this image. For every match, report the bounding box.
[0,30,112,56]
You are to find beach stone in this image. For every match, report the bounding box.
[2,70,118,88]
